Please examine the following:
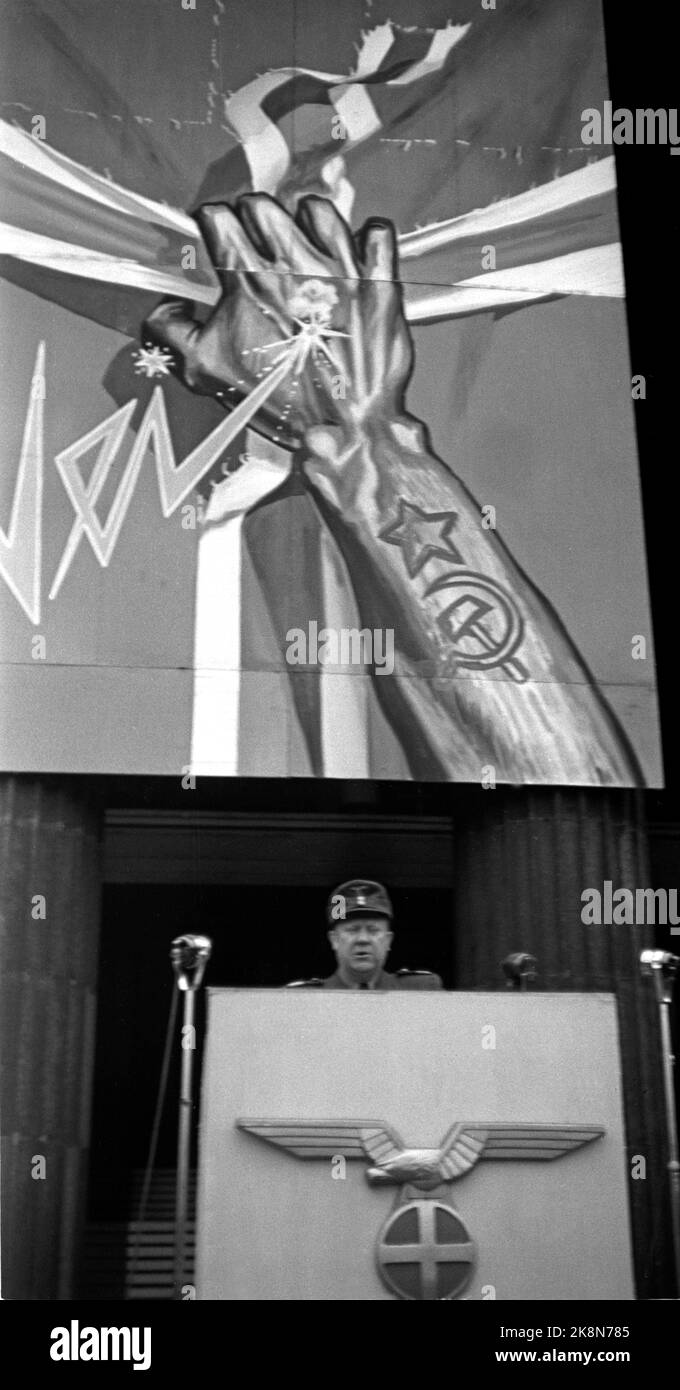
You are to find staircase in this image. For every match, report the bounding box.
[80,1169,196,1300]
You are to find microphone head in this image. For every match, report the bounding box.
[171,933,212,954]
[502,952,538,984]
[640,949,678,971]
[170,935,213,990]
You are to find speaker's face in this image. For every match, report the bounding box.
[328,916,393,979]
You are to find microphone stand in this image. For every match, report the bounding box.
[170,934,212,1299]
[640,949,680,1296]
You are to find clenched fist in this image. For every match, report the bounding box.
[143,194,413,451]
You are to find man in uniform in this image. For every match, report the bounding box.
[287,879,443,990]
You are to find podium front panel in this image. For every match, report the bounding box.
[196,990,634,1301]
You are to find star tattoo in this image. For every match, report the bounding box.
[379,500,464,577]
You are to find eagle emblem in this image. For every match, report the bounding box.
[235,1118,604,1300]
[236,1118,604,1191]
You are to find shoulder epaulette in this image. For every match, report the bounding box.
[285,977,325,988]
[395,967,437,977]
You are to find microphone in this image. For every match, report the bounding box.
[640,949,679,1005]
[501,952,538,990]
[170,934,212,992]
[640,949,678,973]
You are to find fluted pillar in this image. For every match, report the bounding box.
[452,787,672,1299]
[0,776,102,1299]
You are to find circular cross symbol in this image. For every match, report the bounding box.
[425,571,524,672]
[376,1199,475,1301]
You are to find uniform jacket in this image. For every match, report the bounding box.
[287,969,443,990]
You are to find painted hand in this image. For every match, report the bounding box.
[142,194,413,452]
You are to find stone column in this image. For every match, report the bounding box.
[452,786,673,1300]
[0,776,102,1299]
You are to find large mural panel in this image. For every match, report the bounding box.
[0,0,661,783]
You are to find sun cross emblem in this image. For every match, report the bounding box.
[132,344,175,378]
[377,1198,475,1301]
[379,500,464,577]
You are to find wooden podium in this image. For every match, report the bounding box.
[196,990,634,1300]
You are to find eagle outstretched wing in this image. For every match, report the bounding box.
[438,1122,604,1177]
[236,1118,405,1164]
[436,1123,489,1179]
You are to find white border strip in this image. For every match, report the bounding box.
[317,526,371,778]
[190,443,292,776]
